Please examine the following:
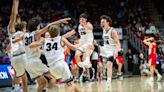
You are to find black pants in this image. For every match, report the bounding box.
[156,63,162,75]
[92,60,98,79]
[132,64,140,75]
[128,60,134,72]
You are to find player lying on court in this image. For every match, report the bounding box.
[28,25,81,92]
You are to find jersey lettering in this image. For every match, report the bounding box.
[79,28,86,35]
[104,36,109,45]
[25,36,33,46]
[104,40,109,45]
[46,42,58,51]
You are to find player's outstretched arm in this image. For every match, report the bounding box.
[62,37,77,51]
[28,38,44,48]
[62,29,76,38]
[12,34,24,43]
[7,0,19,34]
[35,18,71,36]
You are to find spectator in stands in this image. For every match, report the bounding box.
[0,24,6,63]
[0,49,5,63]
[91,40,102,80]
[126,48,134,73]
[156,53,162,75]
[149,23,158,34]
[139,52,150,76]
[2,54,10,63]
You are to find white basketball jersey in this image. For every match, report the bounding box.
[24,31,41,58]
[100,27,116,57]
[103,27,116,50]
[78,24,94,45]
[10,31,25,56]
[43,36,64,66]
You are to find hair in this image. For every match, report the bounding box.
[79,13,88,19]
[27,17,41,32]
[150,40,156,43]
[15,21,27,31]
[148,37,156,43]
[48,25,60,38]
[100,15,112,26]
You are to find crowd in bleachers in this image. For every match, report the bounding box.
[0,0,164,74]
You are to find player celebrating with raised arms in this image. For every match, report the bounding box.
[28,25,80,92]
[12,17,71,92]
[99,15,121,84]
[63,13,94,68]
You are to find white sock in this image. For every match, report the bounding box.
[107,77,111,81]
[46,88,50,92]
[14,84,19,89]
[157,74,161,77]
[117,72,122,75]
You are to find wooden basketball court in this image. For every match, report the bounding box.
[0,76,163,92]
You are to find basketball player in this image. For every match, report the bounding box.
[28,25,80,92]
[63,13,94,68]
[39,32,50,66]
[13,17,71,92]
[99,15,122,83]
[7,0,28,92]
[143,37,162,81]
[70,38,80,81]
[45,32,51,38]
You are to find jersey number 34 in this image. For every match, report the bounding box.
[46,42,58,51]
